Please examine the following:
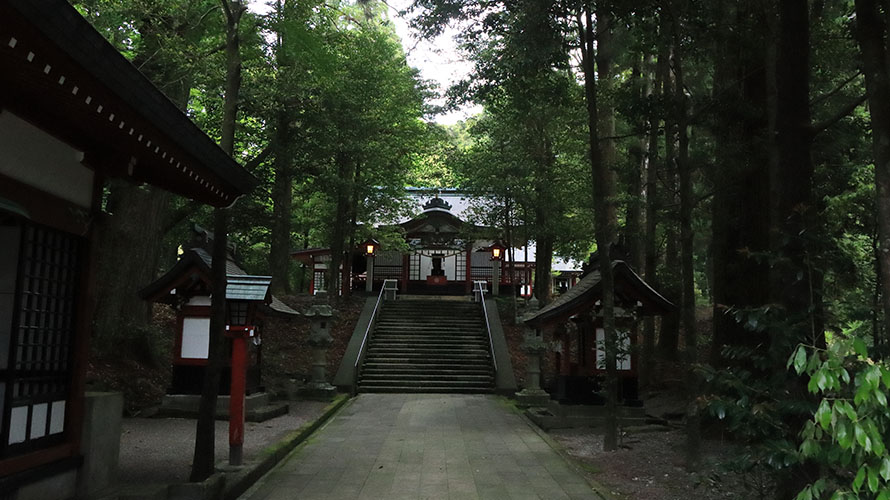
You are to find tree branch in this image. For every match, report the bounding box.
[219,0,233,23]
[809,70,863,108]
[243,142,275,170]
[811,94,867,137]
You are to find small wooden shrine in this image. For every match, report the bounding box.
[523,260,674,404]
[139,241,298,396]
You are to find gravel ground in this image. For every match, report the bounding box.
[118,400,330,485]
[550,427,761,500]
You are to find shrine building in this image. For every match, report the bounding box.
[292,191,583,296]
[0,2,255,497]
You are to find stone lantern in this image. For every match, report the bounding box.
[516,297,550,407]
[303,291,337,400]
[489,241,506,296]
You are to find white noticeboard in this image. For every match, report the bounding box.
[181,317,211,359]
[596,328,631,370]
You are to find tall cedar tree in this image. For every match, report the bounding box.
[190,0,246,482]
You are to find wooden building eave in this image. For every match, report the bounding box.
[0,0,257,207]
[523,261,675,329]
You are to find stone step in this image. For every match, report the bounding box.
[373,326,485,334]
[361,367,493,376]
[357,385,493,394]
[360,373,493,381]
[362,357,493,366]
[370,342,488,350]
[376,319,484,326]
[366,348,490,357]
[359,379,493,388]
[371,338,489,346]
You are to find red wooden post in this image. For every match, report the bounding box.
[401,254,410,293]
[465,249,472,293]
[227,326,251,466]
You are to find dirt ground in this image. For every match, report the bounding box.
[117,399,330,485]
[549,426,770,500]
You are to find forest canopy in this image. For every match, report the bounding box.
[75,0,890,496]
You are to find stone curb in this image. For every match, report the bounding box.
[219,393,350,500]
[505,397,618,500]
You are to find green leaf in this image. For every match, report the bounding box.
[854,466,866,492]
[816,400,831,430]
[793,346,808,374]
[877,490,890,500]
[794,485,813,500]
[878,390,888,407]
[841,401,858,421]
[881,458,890,481]
[855,423,873,453]
[854,338,868,358]
[838,421,853,449]
[869,466,880,493]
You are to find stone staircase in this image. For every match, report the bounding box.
[357,298,495,393]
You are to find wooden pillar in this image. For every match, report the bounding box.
[401,253,410,293]
[228,331,248,465]
[465,248,472,293]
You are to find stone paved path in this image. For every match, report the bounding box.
[240,394,602,500]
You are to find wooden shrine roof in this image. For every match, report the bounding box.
[139,248,298,317]
[0,0,257,206]
[523,261,674,329]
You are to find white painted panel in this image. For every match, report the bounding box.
[30,402,47,439]
[444,255,456,280]
[181,317,210,359]
[9,405,28,444]
[49,400,66,435]
[596,328,631,371]
[186,295,211,306]
[0,110,93,207]
[420,255,432,279]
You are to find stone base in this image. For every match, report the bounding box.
[525,400,649,431]
[514,389,551,408]
[158,392,288,422]
[299,383,338,401]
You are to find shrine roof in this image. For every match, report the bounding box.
[1,0,256,206]
[139,248,298,317]
[523,261,674,329]
[226,275,273,302]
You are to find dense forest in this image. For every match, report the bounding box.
[75,0,890,497]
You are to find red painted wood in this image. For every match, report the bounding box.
[228,331,249,450]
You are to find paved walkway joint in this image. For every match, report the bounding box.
[240,394,601,500]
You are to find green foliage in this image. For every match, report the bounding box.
[791,325,890,499]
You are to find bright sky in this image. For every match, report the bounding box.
[384,0,481,125]
[247,0,479,125]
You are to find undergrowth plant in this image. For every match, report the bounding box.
[790,323,890,500]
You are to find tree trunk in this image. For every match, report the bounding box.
[580,5,619,452]
[709,1,771,367]
[328,153,354,299]
[658,29,680,362]
[642,53,661,389]
[269,110,293,295]
[625,57,650,273]
[191,0,244,482]
[855,0,890,346]
[669,1,700,470]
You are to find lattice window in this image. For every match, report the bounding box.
[455,251,467,281]
[1,222,81,456]
[409,253,421,280]
[374,251,403,279]
[313,271,326,294]
[470,251,493,280]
